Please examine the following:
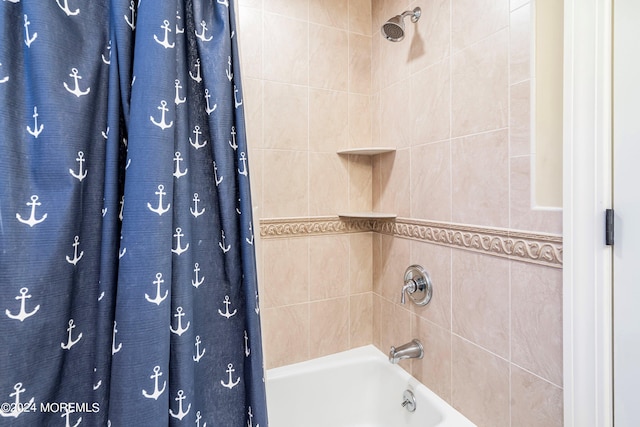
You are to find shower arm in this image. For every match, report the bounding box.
[400,8,421,23]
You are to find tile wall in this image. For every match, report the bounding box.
[237,0,563,426]
[237,0,378,368]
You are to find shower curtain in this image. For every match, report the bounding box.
[0,1,267,426]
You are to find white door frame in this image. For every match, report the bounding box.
[563,0,613,425]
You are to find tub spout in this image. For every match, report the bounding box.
[389,339,424,364]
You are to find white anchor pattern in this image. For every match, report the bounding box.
[23,14,37,47]
[0,1,267,426]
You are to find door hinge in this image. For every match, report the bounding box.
[606,209,614,246]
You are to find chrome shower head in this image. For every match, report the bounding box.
[381,7,421,42]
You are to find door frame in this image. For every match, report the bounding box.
[563,0,613,425]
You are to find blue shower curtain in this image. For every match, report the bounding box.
[0,1,267,426]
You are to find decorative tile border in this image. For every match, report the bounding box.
[259,216,563,268]
[259,216,374,237]
[376,218,563,268]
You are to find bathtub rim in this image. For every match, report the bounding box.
[265,344,476,427]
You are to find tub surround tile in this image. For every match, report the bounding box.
[369,27,386,88]
[348,94,373,149]
[510,3,531,84]
[350,293,374,348]
[310,297,350,358]
[452,250,510,359]
[371,155,381,212]
[309,234,350,301]
[410,140,452,223]
[510,80,531,157]
[451,336,510,427]
[264,0,308,20]
[239,0,564,424]
[257,228,376,370]
[238,0,262,9]
[347,154,373,212]
[238,6,263,79]
[349,232,374,294]
[377,233,411,303]
[412,315,452,404]
[452,0,509,53]
[371,33,381,94]
[372,233,383,296]
[262,305,310,369]
[349,33,373,94]
[380,297,413,354]
[380,80,413,149]
[376,149,411,217]
[370,0,385,30]
[370,92,381,147]
[378,298,413,371]
[510,156,563,234]
[451,29,508,137]
[410,240,452,330]
[411,59,451,145]
[511,365,564,427]
[263,81,308,151]
[372,292,382,348]
[262,238,310,308]
[309,153,350,216]
[408,0,450,74]
[511,261,563,386]
[247,147,264,224]
[309,0,349,29]
[263,13,308,85]
[309,24,349,91]
[377,296,394,351]
[511,0,529,11]
[262,150,308,218]
[451,130,509,228]
[243,78,264,150]
[349,0,373,35]
[309,89,349,153]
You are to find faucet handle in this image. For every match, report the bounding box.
[401,265,433,306]
[400,279,417,304]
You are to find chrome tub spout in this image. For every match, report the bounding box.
[389,339,424,364]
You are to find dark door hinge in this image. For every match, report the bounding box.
[606,209,614,246]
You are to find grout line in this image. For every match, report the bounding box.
[306,4,311,363]
[451,125,511,141]
[508,261,513,427]
[508,6,513,233]
[260,3,265,220]
[448,0,454,406]
[346,0,352,351]
[507,13,514,419]
[451,332,510,364]
[510,360,563,390]
[450,25,511,57]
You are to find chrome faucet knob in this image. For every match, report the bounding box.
[400,279,417,304]
[401,265,433,306]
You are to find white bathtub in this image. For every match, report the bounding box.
[266,345,475,427]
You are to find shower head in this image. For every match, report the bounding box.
[381,7,421,42]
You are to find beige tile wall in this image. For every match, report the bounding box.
[371,0,563,426]
[238,0,563,426]
[238,0,376,369]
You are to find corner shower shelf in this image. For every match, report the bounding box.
[337,147,396,156]
[337,148,397,222]
[338,212,397,220]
